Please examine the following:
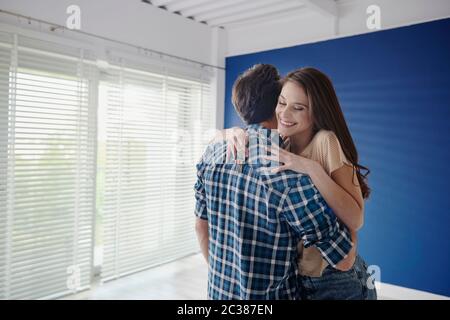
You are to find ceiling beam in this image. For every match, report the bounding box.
[301,0,337,18]
[225,6,308,30]
[150,0,178,7]
[165,0,213,12]
[181,0,247,18]
[207,1,305,27]
[195,0,284,22]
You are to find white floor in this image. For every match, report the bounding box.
[63,253,208,300]
[62,253,448,300]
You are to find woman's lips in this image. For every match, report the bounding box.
[279,119,297,128]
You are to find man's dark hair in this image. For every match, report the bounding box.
[232,64,281,124]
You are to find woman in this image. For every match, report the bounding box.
[265,67,376,300]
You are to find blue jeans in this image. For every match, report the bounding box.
[298,255,377,300]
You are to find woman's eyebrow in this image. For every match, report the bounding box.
[279,94,308,107]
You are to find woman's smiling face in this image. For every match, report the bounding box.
[276,81,314,137]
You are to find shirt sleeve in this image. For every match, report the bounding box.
[194,160,208,221]
[281,176,353,267]
[317,131,351,175]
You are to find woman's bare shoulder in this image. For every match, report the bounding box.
[312,130,350,172]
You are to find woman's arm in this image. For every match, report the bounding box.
[267,146,364,231]
[309,161,362,270]
[308,162,364,231]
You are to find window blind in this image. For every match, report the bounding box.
[0,33,96,299]
[99,56,215,281]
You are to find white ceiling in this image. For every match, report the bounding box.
[143,0,338,29]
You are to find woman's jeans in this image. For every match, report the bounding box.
[298,255,377,300]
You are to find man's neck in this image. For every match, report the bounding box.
[259,118,277,130]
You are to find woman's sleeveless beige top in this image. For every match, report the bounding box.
[296,130,352,277]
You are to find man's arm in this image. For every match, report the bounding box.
[195,217,208,263]
[281,175,353,268]
[194,159,209,263]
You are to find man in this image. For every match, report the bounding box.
[194,64,353,300]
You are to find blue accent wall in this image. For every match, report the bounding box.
[224,18,450,296]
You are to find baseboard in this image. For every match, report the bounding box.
[377,282,449,300]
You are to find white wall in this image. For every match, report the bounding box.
[226,0,450,57]
[226,9,335,57]
[0,0,226,128]
[211,27,227,129]
[2,0,449,128]
[0,0,218,65]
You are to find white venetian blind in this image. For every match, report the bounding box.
[0,33,96,299]
[99,55,215,281]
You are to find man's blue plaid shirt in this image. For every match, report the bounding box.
[194,124,353,300]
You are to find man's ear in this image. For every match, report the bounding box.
[268,114,278,129]
[261,114,278,130]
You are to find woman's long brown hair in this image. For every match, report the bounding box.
[283,67,371,199]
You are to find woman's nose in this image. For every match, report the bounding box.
[279,107,292,119]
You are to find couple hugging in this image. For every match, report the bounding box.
[194,64,376,300]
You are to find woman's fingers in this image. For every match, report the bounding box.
[232,136,238,160]
[234,136,245,163]
[235,134,245,151]
[220,127,247,163]
[264,143,288,156]
[272,144,289,156]
[264,147,289,163]
[263,151,289,162]
[263,145,277,156]
[232,127,246,146]
[235,134,249,163]
[262,155,283,163]
[271,165,289,174]
[260,165,287,174]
